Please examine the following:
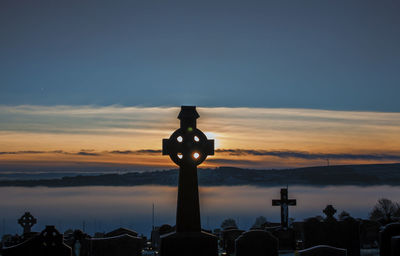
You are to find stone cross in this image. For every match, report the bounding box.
[162,106,214,232]
[272,188,296,229]
[323,205,337,221]
[18,212,37,234]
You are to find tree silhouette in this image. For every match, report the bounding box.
[220,218,238,229]
[369,198,400,222]
[338,210,351,220]
[251,216,268,229]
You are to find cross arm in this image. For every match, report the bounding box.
[162,139,169,155]
[205,139,214,156]
[272,200,281,206]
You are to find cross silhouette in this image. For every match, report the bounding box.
[18,212,37,234]
[272,188,296,229]
[323,205,337,221]
[163,106,214,167]
[162,106,214,232]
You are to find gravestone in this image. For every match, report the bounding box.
[297,245,347,256]
[272,228,296,250]
[221,229,245,255]
[104,227,144,252]
[64,229,91,256]
[1,234,22,248]
[379,222,400,256]
[235,230,278,256]
[2,225,71,256]
[338,217,360,256]
[323,205,337,222]
[18,212,37,234]
[88,234,142,256]
[160,106,218,256]
[272,187,297,249]
[303,217,324,246]
[390,236,400,256]
[303,207,360,256]
[151,224,174,249]
[272,188,296,229]
[106,227,139,237]
[359,220,380,248]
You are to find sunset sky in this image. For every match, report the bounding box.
[1,1,400,172]
[1,105,400,171]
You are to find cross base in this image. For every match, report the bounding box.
[272,228,296,250]
[160,231,218,256]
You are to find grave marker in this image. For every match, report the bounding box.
[235,230,278,256]
[297,245,347,256]
[272,188,296,229]
[18,212,37,234]
[160,106,218,256]
[2,225,71,256]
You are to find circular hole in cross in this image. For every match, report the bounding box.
[194,136,200,142]
[193,152,200,159]
[177,153,183,159]
[177,136,183,142]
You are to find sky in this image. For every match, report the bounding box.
[1,105,400,171]
[1,1,400,171]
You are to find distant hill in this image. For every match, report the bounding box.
[0,163,399,187]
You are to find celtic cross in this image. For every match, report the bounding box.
[18,212,37,234]
[162,106,214,232]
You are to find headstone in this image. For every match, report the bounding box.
[94,232,105,238]
[390,236,400,256]
[2,225,72,256]
[297,245,347,256]
[303,214,360,256]
[18,212,37,234]
[1,234,22,248]
[151,224,174,249]
[272,228,296,250]
[221,229,244,255]
[360,220,380,248]
[88,234,142,256]
[323,205,337,222]
[64,229,91,256]
[271,188,297,250]
[379,222,400,256]
[338,217,360,256]
[272,188,296,229]
[235,230,278,256]
[303,217,325,246]
[160,106,218,256]
[106,227,138,237]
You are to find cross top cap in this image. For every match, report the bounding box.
[163,106,214,166]
[178,106,199,121]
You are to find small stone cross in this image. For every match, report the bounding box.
[18,211,37,234]
[323,205,337,221]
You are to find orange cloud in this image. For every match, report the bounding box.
[0,105,400,170]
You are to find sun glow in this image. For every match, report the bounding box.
[1,105,400,169]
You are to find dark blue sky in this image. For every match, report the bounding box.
[1,0,399,111]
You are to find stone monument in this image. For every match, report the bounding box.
[160,106,218,256]
[18,212,37,234]
[272,188,297,249]
[272,188,296,229]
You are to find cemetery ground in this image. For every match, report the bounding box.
[0,203,392,256]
